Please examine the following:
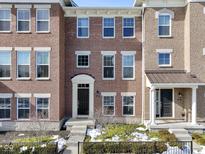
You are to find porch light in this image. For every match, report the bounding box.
[96,90,100,97]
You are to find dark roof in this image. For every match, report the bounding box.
[145,70,203,84]
[64,0,78,7]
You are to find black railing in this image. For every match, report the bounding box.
[78,141,193,154]
[0,142,58,154]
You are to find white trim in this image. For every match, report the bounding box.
[122,17,136,38]
[34,47,51,51]
[121,92,136,96]
[15,47,32,51]
[150,83,200,88]
[102,94,116,116]
[102,17,115,39]
[156,49,173,53]
[34,4,51,9]
[0,47,12,51]
[121,51,136,55]
[75,51,91,55]
[76,53,90,68]
[15,5,32,9]
[101,51,116,55]
[36,8,50,33]
[101,92,117,96]
[203,48,205,55]
[15,93,32,98]
[1,0,59,3]
[71,74,95,84]
[0,93,12,98]
[155,8,175,19]
[77,17,89,38]
[34,93,51,98]
[0,4,12,9]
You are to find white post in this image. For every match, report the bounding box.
[149,88,152,123]
[150,87,156,125]
[89,83,94,118]
[192,87,197,125]
[72,83,78,118]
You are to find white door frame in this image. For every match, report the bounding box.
[71,74,95,119]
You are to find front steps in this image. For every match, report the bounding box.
[169,128,192,141]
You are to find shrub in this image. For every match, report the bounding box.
[14,136,54,143]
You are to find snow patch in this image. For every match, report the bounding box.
[136,127,147,132]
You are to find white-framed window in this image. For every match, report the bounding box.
[36,49,50,79]
[102,92,116,116]
[158,51,172,67]
[36,97,49,119]
[0,50,11,79]
[158,14,171,37]
[17,9,30,32]
[0,95,11,120]
[103,17,115,38]
[77,17,89,38]
[122,51,136,80]
[0,9,11,32]
[36,9,50,32]
[17,51,30,79]
[75,51,91,68]
[123,17,135,38]
[122,93,135,116]
[17,97,30,120]
[102,51,116,80]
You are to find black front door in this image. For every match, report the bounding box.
[78,84,89,116]
[160,89,173,117]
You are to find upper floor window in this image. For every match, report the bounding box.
[158,14,171,37]
[36,9,50,32]
[123,17,135,38]
[158,52,171,67]
[36,50,50,79]
[0,96,11,120]
[17,51,30,79]
[17,9,30,32]
[77,17,89,38]
[0,50,11,79]
[103,17,115,38]
[0,9,11,32]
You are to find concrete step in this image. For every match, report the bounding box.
[169,128,192,141]
[71,130,86,135]
[175,134,192,141]
[169,129,189,134]
[65,118,95,127]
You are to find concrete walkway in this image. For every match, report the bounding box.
[169,128,192,141]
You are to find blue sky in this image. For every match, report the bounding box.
[74,0,135,7]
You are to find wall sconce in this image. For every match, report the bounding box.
[96,90,100,97]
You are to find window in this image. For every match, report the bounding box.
[102,95,115,116]
[36,51,49,79]
[123,17,135,38]
[122,54,135,80]
[122,95,135,116]
[17,9,30,32]
[0,97,11,119]
[77,55,89,68]
[103,17,115,38]
[0,51,11,79]
[36,9,50,32]
[158,14,171,37]
[17,98,30,119]
[0,9,11,32]
[158,52,171,67]
[103,54,115,80]
[77,17,89,38]
[36,98,49,119]
[17,51,30,79]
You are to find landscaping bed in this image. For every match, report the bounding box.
[192,133,205,154]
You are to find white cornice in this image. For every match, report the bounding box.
[63,7,142,17]
[142,0,187,7]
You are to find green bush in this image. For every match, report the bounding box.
[14,136,54,143]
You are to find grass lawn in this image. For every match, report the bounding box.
[192,133,205,145]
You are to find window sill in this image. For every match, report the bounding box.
[16,31,31,34]
[123,36,136,39]
[102,78,115,81]
[0,119,11,121]
[16,78,31,81]
[77,66,90,69]
[122,115,135,117]
[159,65,172,68]
[36,31,51,34]
[0,31,12,34]
[122,78,135,81]
[36,78,50,81]
[103,115,115,117]
[103,37,115,39]
[16,119,30,121]
[77,36,89,39]
[0,78,12,81]
[158,35,172,38]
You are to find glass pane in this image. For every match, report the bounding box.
[104,28,114,37]
[104,106,114,115]
[104,67,114,78]
[18,109,29,119]
[37,21,48,31]
[123,55,134,66]
[0,52,10,65]
[0,65,10,78]
[78,28,88,37]
[18,65,29,78]
[0,21,10,31]
[37,9,49,20]
[123,28,134,37]
[104,18,114,27]
[18,10,30,20]
[104,56,114,66]
[123,67,133,78]
[78,55,89,66]
[37,98,49,108]
[123,106,133,115]
[159,26,170,36]
[123,18,134,27]
[78,18,88,27]
[18,98,29,108]
[0,109,10,119]
[159,15,170,25]
[0,10,10,20]
[18,51,30,65]
[18,21,29,31]
[104,96,114,106]
[37,109,48,119]
[123,96,134,105]
[37,65,49,78]
[37,52,49,64]
[159,53,170,65]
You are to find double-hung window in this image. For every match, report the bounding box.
[0,95,11,120]
[17,9,30,32]
[36,9,50,32]
[102,93,116,116]
[0,50,11,79]
[77,17,89,38]
[36,49,50,79]
[102,51,116,80]
[158,14,171,37]
[122,52,135,80]
[157,50,172,67]
[122,93,135,116]
[17,51,30,79]
[17,97,30,120]
[123,17,135,38]
[103,17,115,38]
[36,97,49,119]
[0,9,11,32]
